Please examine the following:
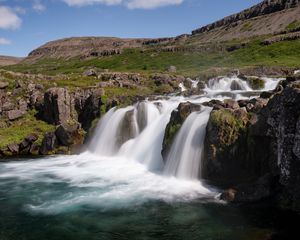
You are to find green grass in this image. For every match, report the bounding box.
[0,111,55,149]
[4,38,300,81]
[286,20,300,31]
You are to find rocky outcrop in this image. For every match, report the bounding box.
[192,0,300,35]
[43,88,75,125]
[162,102,201,160]
[202,79,300,211]
[74,88,104,131]
[55,122,85,147]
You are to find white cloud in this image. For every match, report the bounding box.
[62,0,184,9]
[126,0,183,9]
[0,6,22,29]
[63,0,122,7]
[0,37,11,45]
[33,0,46,12]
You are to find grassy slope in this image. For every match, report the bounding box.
[5,38,300,78]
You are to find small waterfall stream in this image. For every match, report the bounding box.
[163,107,211,179]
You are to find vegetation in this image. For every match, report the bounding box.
[0,110,55,149]
[286,20,300,31]
[4,38,300,79]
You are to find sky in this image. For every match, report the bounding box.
[0,0,262,57]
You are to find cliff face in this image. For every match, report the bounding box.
[192,0,300,35]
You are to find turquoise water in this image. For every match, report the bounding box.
[0,155,296,240]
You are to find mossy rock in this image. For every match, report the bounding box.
[246,77,265,90]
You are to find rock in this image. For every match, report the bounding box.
[202,108,250,185]
[75,88,103,131]
[55,122,85,147]
[0,81,9,89]
[18,98,28,111]
[230,80,244,90]
[260,91,273,99]
[43,88,75,125]
[167,66,177,73]
[83,69,97,77]
[2,102,15,111]
[7,110,26,121]
[7,143,19,154]
[220,175,275,203]
[39,132,57,155]
[19,134,38,152]
[224,99,239,109]
[162,102,201,159]
[197,81,206,90]
[116,109,139,147]
[15,80,25,88]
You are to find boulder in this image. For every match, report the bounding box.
[167,66,177,73]
[7,110,26,121]
[39,132,58,155]
[55,122,85,147]
[7,143,19,154]
[0,81,9,89]
[162,102,201,159]
[202,108,251,185]
[75,88,103,131]
[83,69,97,77]
[43,88,75,125]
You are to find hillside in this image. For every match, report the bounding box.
[0,56,23,66]
[3,0,300,77]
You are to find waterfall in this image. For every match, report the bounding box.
[163,107,211,179]
[89,106,139,156]
[89,100,179,171]
[206,76,252,91]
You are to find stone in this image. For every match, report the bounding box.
[7,110,25,121]
[0,81,9,89]
[2,102,15,111]
[43,88,74,125]
[83,69,97,77]
[75,88,103,131]
[224,99,239,109]
[7,143,19,154]
[55,122,84,147]
[39,132,57,155]
[167,66,177,73]
[162,102,201,159]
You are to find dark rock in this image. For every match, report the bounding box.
[43,88,75,125]
[39,132,58,155]
[7,143,19,154]
[197,81,206,90]
[7,110,26,121]
[230,80,244,90]
[202,108,251,185]
[260,91,273,99]
[162,102,201,160]
[55,122,85,147]
[74,88,103,131]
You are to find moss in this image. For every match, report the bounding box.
[164,123,181,149]
[210,109,247,147]
[247,77,265,90]
[0,110,55,149]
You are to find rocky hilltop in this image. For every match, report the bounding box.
[192,0,300,34]
[25,37,174,62]
[20,0,300,63]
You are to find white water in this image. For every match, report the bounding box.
[0,75,283,214]
[164,107,211,179]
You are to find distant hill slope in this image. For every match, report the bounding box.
[192,0,300,35]
[0,56,23,66]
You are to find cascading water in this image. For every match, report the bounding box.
[164,107,211,179]
[0,74,284,218]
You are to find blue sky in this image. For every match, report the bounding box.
[0,0,261,57]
